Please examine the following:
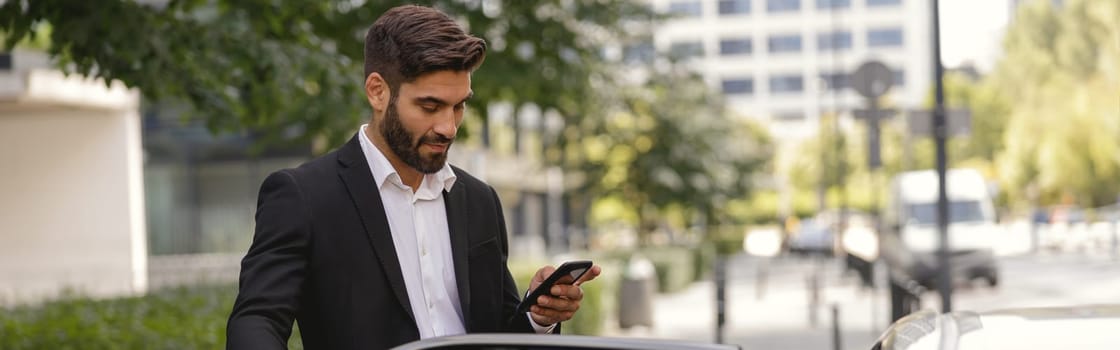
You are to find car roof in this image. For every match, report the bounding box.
[874,305,1120,350]
[391,334,742,350]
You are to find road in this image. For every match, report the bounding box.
[605,250,1120,350]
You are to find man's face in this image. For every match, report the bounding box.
[378,70,471,174]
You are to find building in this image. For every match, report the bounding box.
[0,50,149,303]
[637,0,933,141]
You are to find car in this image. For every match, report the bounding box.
[390,334,741,350]
[872,305,1120,349]
[881,169,1001,290]
[787,218,835,256]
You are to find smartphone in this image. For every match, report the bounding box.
[516,260,594,314]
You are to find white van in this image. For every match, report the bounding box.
[881,168,1000,288]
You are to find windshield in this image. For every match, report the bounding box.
[906,200,989,225]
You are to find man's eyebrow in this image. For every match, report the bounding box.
[413,92,474,106]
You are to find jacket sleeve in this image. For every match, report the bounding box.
[227,170,311,349]
[493,186,562,334]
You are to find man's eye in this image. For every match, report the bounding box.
[421,105,438,112]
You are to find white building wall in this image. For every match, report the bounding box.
[0,65,146,304]
[646,0,932,143]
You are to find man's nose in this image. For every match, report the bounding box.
[432,110,458,141]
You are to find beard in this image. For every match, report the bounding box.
[380,99,453,174]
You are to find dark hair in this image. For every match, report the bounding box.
[363,5,487,93]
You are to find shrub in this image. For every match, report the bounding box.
[639,247,694,294]
[0,285,309,350]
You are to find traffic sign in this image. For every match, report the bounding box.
[907,109,972,136]
[852,61,893,99]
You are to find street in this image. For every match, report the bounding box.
[606,247,1120,350]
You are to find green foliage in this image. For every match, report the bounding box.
[994,0,1120,207]
[637,247,695,294]
[0,0,656,151]
[781,1,1119,212]
[0,285,303,350]
[573,66,772,241]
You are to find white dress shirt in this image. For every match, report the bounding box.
[358,126,552,338]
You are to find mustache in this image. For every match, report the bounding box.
[418,133,453,146]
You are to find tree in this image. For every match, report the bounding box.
[572,66,772,243]
[0,0,656,149]
[993,0,1120,207]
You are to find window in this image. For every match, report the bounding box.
[769,74,804,93]
[816,0,850,9]
[719,38,753,55]
[817,31,852,51]
[722,78,754,95]
[719,0,751,15]
[893,69,905,87]
[819,72,850,90]
[766,0,801,12]
[768,34,802,53]
[668,1,703,17]
[868,27,904,47]
[669,41,705,60]
[907,200,989,225]
[867,0,902,6]
[623,41,655,64]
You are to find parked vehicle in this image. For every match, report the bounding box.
[391,334,741,350]
[880,169,1001,290]
[787,218,835,256]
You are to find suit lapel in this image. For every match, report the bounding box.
[335,135,416,324]
[443,169,472,327]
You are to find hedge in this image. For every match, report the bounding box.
[0,285,304,350]
[0,266,613,350]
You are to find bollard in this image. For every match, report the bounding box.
[756,261,768,300]
[832,304,843,350]
[808,270,821,328]
[1112,219,1118,261]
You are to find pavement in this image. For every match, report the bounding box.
[599,220,1120,350]
[604,254,885,350]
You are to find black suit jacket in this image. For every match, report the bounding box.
[227,135,538,350]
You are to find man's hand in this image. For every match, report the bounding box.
[526,264,602,326]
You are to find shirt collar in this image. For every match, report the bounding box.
[358,124,457,193]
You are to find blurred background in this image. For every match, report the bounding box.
[0,0,1117,349]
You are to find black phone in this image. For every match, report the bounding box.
[516,260,594,314]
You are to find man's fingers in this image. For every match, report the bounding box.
[530,305,576,322]
[537,295,580,311]
[549,284,584,300]
[574,265,602,286]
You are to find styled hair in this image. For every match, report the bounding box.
[363,5,487,93]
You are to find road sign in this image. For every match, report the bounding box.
[907,109,972,136]
[852,61,893,99]
[853,108,898,121]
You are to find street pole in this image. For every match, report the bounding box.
[715,255,727,344]
[931,0,953,313]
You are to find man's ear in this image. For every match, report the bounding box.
[365,73,390,112]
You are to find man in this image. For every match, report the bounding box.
[227,5,600,349]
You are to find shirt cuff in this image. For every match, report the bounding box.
[527,312,558,334]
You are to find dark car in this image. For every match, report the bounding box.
[391,334,741,350]
[872,305,1120,349]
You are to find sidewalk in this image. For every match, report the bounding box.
[603,256,884,350]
